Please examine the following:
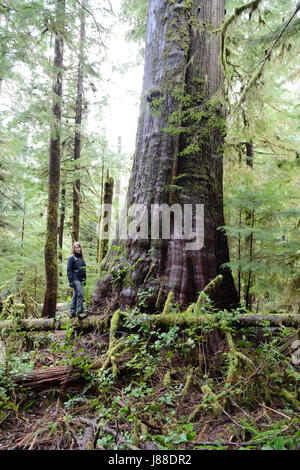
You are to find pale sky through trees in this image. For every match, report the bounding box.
[97,0,144,155]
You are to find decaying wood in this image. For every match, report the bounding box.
[13,358,104,391]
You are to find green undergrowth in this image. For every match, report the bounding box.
[0,298,299,450]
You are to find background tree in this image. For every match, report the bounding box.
[72,2,86,243]
[222,0,300,312]
[42,0,66,317]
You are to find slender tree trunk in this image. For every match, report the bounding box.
[98,170,114,270]
[58,179,66,265]
[96,157,105,261]
[42,0,65,317]
[20,202,26,258]
[34,265,37,301]
[238,208,242,302]
[244,141,254,310]
[245,209,255,310]
[72,5,85,243]
[93,0,238,313]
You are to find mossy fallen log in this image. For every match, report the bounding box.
[1,312,300,332]
[138,312,300,329]
[13,358,105,391]
[0,316,107,332]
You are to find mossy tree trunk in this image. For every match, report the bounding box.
[42,0,65,317]
[72,4,85,243]
[58,179,66,266]
[244,140,254,310]
[93,0,238,313]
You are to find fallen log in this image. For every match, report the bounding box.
[13,365,82,390]
[9,311,300,392]
[141,312,300,329]
[13,358,104,391]
[0,316,107,332]
[1,313,300,332]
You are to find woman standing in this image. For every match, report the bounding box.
[67,242,88,319]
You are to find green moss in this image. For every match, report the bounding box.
[182,368,194,397]
[162,291,173,315]
[163,370,171,387]
[109,309,122,348]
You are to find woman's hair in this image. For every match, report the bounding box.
[71,242,85,260]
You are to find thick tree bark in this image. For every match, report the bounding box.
[72,5,85,243]
[93,0,238,314]
[42,0,65,317]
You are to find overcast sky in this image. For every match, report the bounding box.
[98,1,145,155]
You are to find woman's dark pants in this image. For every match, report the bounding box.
[70,279,84,315]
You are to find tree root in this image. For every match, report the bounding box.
[225,331,254,383]
[279,389,300,409]
[100,309,126,380]
[183,275,223,314]
[181,368,194,398]
[188,385,227,421]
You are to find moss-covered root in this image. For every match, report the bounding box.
[109,309,121,347]
[185,303,196,314]
[111,355,118,381]
[188,384,222,421]
[225,331,254,383]
[101,309,127,380]
[203,274,223,296]
[181,368,194,398]
[191,275,223,312]
[100,337,126,375]
[162,291,173,315]
[163,370,171,388]
[280,389,300,409]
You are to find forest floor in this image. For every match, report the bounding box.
[0,303,300,451]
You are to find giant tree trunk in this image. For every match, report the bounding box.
[72,5,85,243]
[42,0,65,317]
[93,0,238,314]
